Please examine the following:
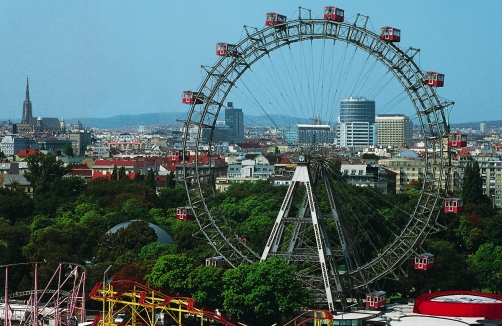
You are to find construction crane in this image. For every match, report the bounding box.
[309,113,321,125]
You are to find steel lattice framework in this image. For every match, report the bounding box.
[0,262,86,326]
[182,13,453,310]
[89,280,242,326]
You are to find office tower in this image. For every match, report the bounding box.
[21,77,33,125]
[225,102,244,143]
[70,128,92,156]
[376,114,413,147]
[338,96,376,148]
[294,124,335,144]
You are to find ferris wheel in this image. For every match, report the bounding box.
[181,6,454,312]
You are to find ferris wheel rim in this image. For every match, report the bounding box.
[182,17,451,291]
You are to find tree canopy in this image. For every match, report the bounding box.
[222,258,311,325]
[0,152,500,325]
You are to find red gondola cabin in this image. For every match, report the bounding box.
[444,198,464,214]
[266,13,287,27]
[205,256,227,268]
[448,133,467,148]
[216,43,239,57]
[424,72,445,87]
[182,91,205,104]
[380,27,401,42]
[324,6,344,22]
[415,253,434,270]
[175,207,195,221]
[366,291,386,308]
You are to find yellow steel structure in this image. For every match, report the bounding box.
[283,310,335,326]
[89,280,240,326]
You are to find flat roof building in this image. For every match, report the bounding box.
[376,114,413,147]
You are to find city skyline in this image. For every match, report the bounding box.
[8,76,502,131]
[0,1,500,124]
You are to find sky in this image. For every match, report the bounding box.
[0,1,501,125]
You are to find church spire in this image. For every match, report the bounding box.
[21,76,33,125]
[26,76,30,100]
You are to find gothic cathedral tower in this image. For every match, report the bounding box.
[21,77,33,125]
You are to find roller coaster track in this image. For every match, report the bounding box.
[89,280,247,326]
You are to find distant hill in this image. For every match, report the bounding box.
[65,112,187,129]
[451,120,502,130]
[65,112,324,129]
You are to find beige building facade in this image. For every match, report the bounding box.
[376,114,413,148]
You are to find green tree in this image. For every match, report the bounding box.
[139,242,177,260]
[158,187,188,210]
[24,152,72,192]
[111,166,118,181]
[34,177,85,216]
[113,261,156,284]
[145,254,195,295]
[484,213,502,246]
[392,239,475,298]
[170,220,213,262]
[94,220,157,265]
[472,243,502,293]
[63,143,74,157]
[0,225,30,265]
[82,178,159,211]
[222,258,311,325]
[22,222,94,265]
[462,160,490,205]
[0,240,8,265]
[332,159,342,177]
[65,202,111,240]
[134,171,144,182]
[120,198,150,221]
[30,215,55,231]
[0,187,34,224]
[167,171,176,189]
[362,153,379,160]
[118,166,127,180]
[455,214,485,252]
[146,168,155,190]
[188,265,225,308]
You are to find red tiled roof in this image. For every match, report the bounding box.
[16,149,39,157]
[93,159,137,166]
[383,168,398,176]
[162,162,177,172]
[71,163,91,170]
[279,157,293,164]
[91,171,136,181]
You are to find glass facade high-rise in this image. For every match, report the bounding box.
[338,96,376,148]
[340,96,375,124]
[225,102,244,143]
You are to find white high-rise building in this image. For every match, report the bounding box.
[376,114,413,147]
[338,97,376,148]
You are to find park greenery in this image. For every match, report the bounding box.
[0,153,501,323]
